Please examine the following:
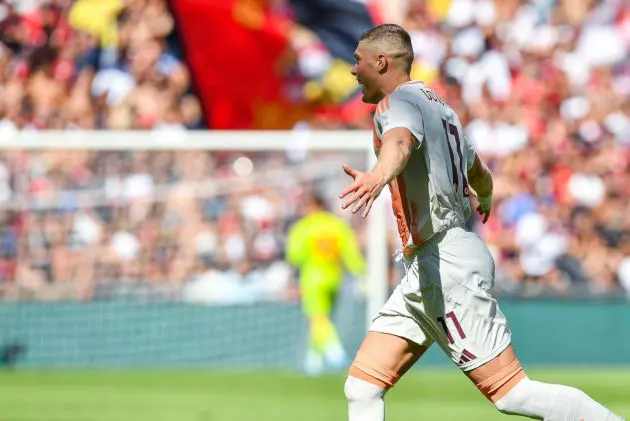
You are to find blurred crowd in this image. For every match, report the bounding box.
[0,0,203,131]
[0,149,366,302]
[0,0,629,300]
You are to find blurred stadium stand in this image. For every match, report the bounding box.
[0,0,628,304]
[0,0,630,299]
[0,0,203,131]
[0,0,628,374]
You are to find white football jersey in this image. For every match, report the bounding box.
[373,81,477,247]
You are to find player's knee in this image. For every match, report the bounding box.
[494,378,532,415]
[495,394,520,414]
[344,375,385,403]
[473,351,527,407]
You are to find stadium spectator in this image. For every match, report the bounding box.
[0,0,202,132]
[0,149,367,301]
[0,0,628,300]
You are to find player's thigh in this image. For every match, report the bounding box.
[349,331,428,388]
[350,285,433,388]
[406,229,512,371]
[465,344,527,403]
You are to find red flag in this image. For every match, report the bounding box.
[172,0,308,129]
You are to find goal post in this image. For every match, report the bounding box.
[0,130,389,368]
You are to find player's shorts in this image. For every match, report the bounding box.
[369,226,512,371]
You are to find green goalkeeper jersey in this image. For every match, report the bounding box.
[286,211,365,287]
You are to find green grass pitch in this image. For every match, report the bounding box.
[0,368,628,421]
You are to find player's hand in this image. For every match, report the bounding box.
[339,164,386,218]
[475,195,492,224]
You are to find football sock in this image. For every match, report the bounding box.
[345,375,386,421]
[495,377,624,420]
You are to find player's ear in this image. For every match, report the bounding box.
[376,53,388,74]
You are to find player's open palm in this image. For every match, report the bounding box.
[339,164,386,218]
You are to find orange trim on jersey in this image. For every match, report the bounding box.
[372,129,382,151]
[376,96,390,116]
[389,175,411,246]
[409,200,423,245]
[389,175,423,247]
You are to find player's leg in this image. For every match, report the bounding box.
[345,331,428,421]
[345,284,434,421]
[425,228,624,420]
[301,281,346,374]
[466,345,625,421]
[319,284,348,370]
[300,282,325,375]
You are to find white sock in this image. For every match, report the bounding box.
[495,377,624,421]
[345,376,386,421]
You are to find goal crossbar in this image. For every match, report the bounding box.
[1,130,389,329]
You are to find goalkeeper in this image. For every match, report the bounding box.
[287,192,366,376]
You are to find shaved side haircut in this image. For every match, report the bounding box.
[359,24,414,73]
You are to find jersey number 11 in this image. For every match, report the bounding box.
[442,119,469,197]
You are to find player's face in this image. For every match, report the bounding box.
[351,43,382,104]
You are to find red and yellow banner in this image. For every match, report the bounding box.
[171,0,309,129]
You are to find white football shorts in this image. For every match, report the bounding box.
[369,226,512,371]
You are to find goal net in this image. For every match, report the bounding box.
[0,131,390,369]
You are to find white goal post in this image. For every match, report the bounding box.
[1,130,389,328]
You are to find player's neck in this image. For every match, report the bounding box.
[380,74,412,97]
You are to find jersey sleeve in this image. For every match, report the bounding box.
[375,94,424,148]
[286,220,307,269]
[463,134,476,170]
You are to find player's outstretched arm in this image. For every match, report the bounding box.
[372,127,415,186]
[467,154,493,224]
[339,127,414,218]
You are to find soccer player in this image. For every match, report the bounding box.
[339,24,625,421]
[286,192,366,375]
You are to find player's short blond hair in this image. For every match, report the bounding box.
[359,24,414,73]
